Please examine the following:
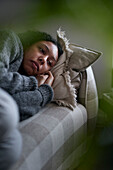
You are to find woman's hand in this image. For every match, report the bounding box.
[36,71,54,87]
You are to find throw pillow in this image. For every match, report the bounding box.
[51,28,101,110]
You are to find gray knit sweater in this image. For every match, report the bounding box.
[0,30,54,121]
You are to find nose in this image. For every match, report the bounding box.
[38,56,48,65]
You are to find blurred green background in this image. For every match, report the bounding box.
[0,0,113,96]
[1,0,113,35]
[0,0,113,36]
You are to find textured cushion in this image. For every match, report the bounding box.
[11,103,87,170]
[51,28,101,110]
[68,44,101,72]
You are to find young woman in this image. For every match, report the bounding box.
[0,29,63,121]
[0,29,63,170]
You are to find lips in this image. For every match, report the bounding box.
[31,60,39,71]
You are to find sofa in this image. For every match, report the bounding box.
[11,66,98,170]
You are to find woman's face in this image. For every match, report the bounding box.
[22,41,58,76]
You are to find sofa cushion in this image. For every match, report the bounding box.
[11,103,87,170]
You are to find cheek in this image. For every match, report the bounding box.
[24,48,35,59]
[25,51,32,59]
[22,58,32,74]
[39,65,50,74]
[25,64,34,76]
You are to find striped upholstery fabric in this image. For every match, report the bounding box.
[11,104,87,170]
[11,66,98,170]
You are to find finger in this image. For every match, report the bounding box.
[43,75,49,80]
[37,74,48,80]
[37,75,49,86]
[44,73,54,86]
[46,71,54,82]
[45,71,53,78]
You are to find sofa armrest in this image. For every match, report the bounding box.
[78,66,98,120]
[86,66,98,120]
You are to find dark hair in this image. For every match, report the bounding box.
[18,30,63,58]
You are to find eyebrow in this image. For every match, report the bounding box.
[43,43,49,52]
[41,43,57,62]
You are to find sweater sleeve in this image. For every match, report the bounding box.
[12,84,54,121]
